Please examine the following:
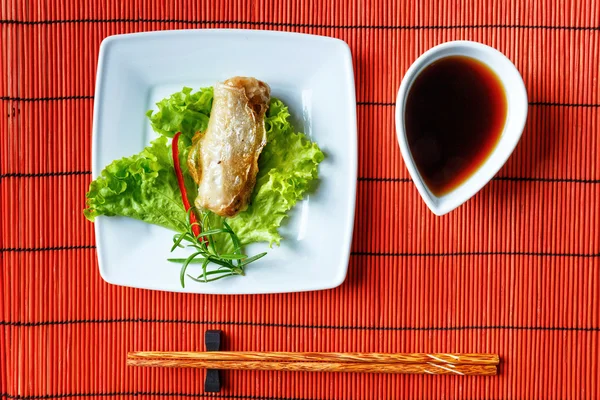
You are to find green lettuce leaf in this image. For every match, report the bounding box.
[84,136,195,232]
[146,87,213,141]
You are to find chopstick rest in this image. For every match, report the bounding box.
[204,330,222,393]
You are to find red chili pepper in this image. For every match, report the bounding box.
[172,132,201,238]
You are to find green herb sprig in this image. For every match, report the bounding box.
[168,209,267,287]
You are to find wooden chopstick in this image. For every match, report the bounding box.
[127,358,496,376]
[128,351,499,365]
[127,352,499,376]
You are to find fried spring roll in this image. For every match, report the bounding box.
[187,77,270,217]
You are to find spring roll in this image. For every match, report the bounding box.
[187,77,270,217]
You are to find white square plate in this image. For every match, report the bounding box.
[92,30,357,294]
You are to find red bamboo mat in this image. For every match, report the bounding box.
[1,0,599,399]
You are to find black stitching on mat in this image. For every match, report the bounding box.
[2,96,599,108]
[356,101,600,107]
[357,101,395,106]
[0,319,598,332]
[1,246,598,257]
[528,101,600,108]
[358,177,412,182]
[0,245,96,253]
[493,176,600,184]
[0,171,91,179]
[0,19,599,30]
[1,172,598,184]
[358,176,600,184]
[0,95,94,101]
[0,393,305,400]
[351,251,600,258]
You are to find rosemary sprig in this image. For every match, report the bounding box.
[169,209,267,287]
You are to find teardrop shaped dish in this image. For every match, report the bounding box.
[395,41,528,216]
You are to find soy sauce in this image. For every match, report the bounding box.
[405,55,507,196]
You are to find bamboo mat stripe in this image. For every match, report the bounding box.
[2,0,600,399]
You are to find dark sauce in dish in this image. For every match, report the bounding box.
[405,55,507,196]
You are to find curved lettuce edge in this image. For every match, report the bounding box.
[146,86,213,142]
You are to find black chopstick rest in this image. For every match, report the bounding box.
[204,330,222,393]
